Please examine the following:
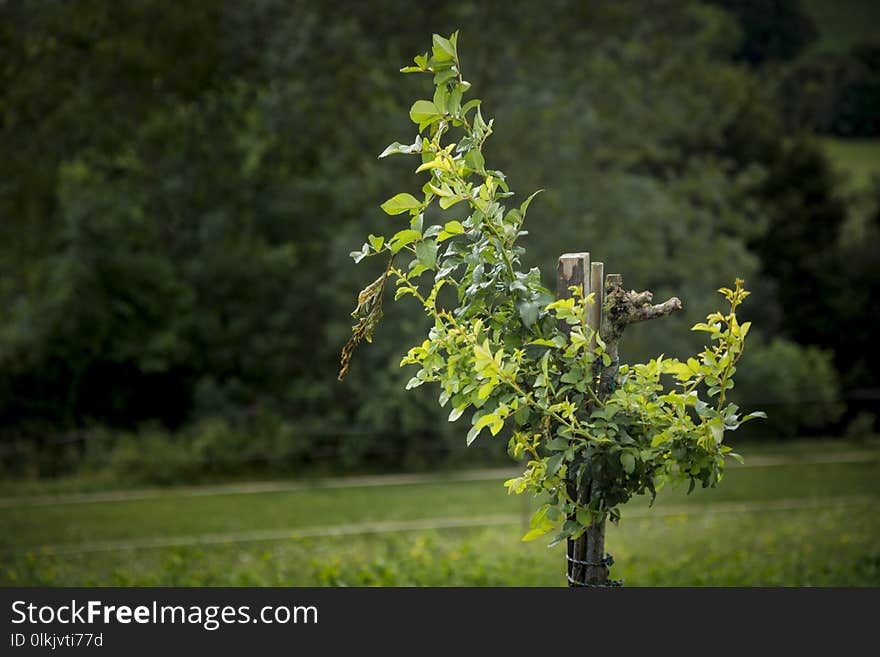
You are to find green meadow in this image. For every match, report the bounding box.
[2,440,877,587]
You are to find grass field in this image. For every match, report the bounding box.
[1,441,878,586]
[803,0,880,54]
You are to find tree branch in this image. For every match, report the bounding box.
[601,274,683,350]
[599,274,682,359]
[630,296,682,323]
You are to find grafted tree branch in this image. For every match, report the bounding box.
[601,273,683,356]
[633,296,683,321]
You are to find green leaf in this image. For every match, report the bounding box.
[521,526,553,542]
[416,158,442,174]
[433,69,457,85]
[401,53,428,73]
[545,437,569,451]
[664,360,693,381]
[410,212,424,232]
[591,404,619,421]
[518,189,543,219]
[466,424,482,446]
[368,234,384,251]
[477,381,495,400]
[394,286,415,301]
[545,453,564,477]
[409,100,440,125]
[379,142,405,157]
[651,431,671,447]
[528,338,562,348]
[576,508,593,527]
[415,240,438,269]
[349,243,369,263]
[432,34,456,61]
[438,195,464,210]
[708,419,725,444]
[560,369,583,384]
[461,99,481,117]
[468,411,504,439]
[388,229,422,253]
[428,182,452,197]
[405,377,424,390]
[437,220,465,242]
[448,86,462,115]
[433,85,449,114]
[464,149,485,172]
[472,413,496,432]
[620,451,635,474]
[517,504,556,541]
[381,193,421,215]
[378,139,421,158]
[449,405,466,422]
[517,300,541,328]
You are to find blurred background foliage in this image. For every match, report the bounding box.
[1,0,878,483]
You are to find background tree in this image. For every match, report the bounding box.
[0,0,874,479]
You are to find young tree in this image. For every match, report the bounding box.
[340,32,763,586]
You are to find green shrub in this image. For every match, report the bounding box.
[732,338,843,437]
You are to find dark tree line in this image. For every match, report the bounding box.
[1,0,877,477]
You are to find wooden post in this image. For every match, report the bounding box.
[567,261,609,586]
[557,255,684,587]
[583,261,608,585]
[556,253,590,338]
[588,262,604,351]
[556,253,589,586]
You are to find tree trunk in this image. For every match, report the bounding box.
[557,257,683,587]
[556,253,589,585]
